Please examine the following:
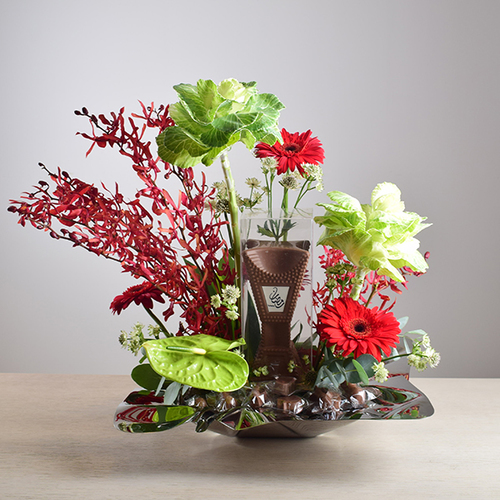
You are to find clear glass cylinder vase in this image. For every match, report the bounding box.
[240,208,313,379]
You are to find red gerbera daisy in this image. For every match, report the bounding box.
[110,282,165,314]
[254,128,325,175]
[318,297,400,361]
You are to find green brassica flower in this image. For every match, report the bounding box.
[315,182,430,285]
[156,78,284,168]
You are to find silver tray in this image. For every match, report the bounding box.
[115,376,434,438]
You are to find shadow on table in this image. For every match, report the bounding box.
[30,425,372,481]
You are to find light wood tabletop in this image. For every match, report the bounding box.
[1,373,498,499]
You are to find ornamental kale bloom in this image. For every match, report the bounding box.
[316,182,430,287]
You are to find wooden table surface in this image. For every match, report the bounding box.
[0,374,498,499]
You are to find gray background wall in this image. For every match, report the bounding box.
[2,0,499,377]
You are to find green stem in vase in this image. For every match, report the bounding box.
[281,187,289,241]
[293,179,313,211]
[281,186,289,216]
[265,169,275,217]
[220,151,241,294]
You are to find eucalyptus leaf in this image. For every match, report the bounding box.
[352,359,370,385]
[403,336,411,354]
[398,316,409,329]
[405,329,428,337]
[163,381,182,405]
[352,354,378,376]
[315,365,344,388]
[325,354,377,385]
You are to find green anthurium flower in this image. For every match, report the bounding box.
[315,182,430,291]
[156,78,284,168]
[142,334,249,392]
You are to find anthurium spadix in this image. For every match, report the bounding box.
[315,182,430,297]
[142,334,249,392]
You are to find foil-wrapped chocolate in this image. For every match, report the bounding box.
[313,386,342,412]
[340,382,367,407]
[249,385,270,409]
[277,395,304,414]
[274,376,297,396]
[216,392,239,412]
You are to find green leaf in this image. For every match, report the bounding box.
[169,101,210,137]
[235,408,268,430]
[131,363,165,391]
[244,293,261,363]
[398,316,409,329]
[354,354,378,376]
[199,126,232,148]
[240,128,257,149]
[405,329,428,336]
[326,191,364,212]
[352,358,370,385]
[143,334,249,392]
[403,336,411,354]
[325,354,377,385]
[257,224,275,238]
[315,365,344,387]
[163,381,182,405]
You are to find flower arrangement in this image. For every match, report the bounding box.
[9,78,438,437]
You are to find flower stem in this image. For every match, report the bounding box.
[293,179,312,211]
[382,353,410,363]
[281,187,289,242]
[220,152,241,293]
[143,305,171,337]
[350,267,369,301]
[281,187,289,216]
[265,170,275,217]
[365,283,378,307]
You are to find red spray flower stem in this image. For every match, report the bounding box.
[9,103,238,339]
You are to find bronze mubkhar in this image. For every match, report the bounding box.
[242,240,310,379]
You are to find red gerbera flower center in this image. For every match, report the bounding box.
[318,297,401,361]
[284,143,300,153]
[254,128,324,175]
[349,319,372,337]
